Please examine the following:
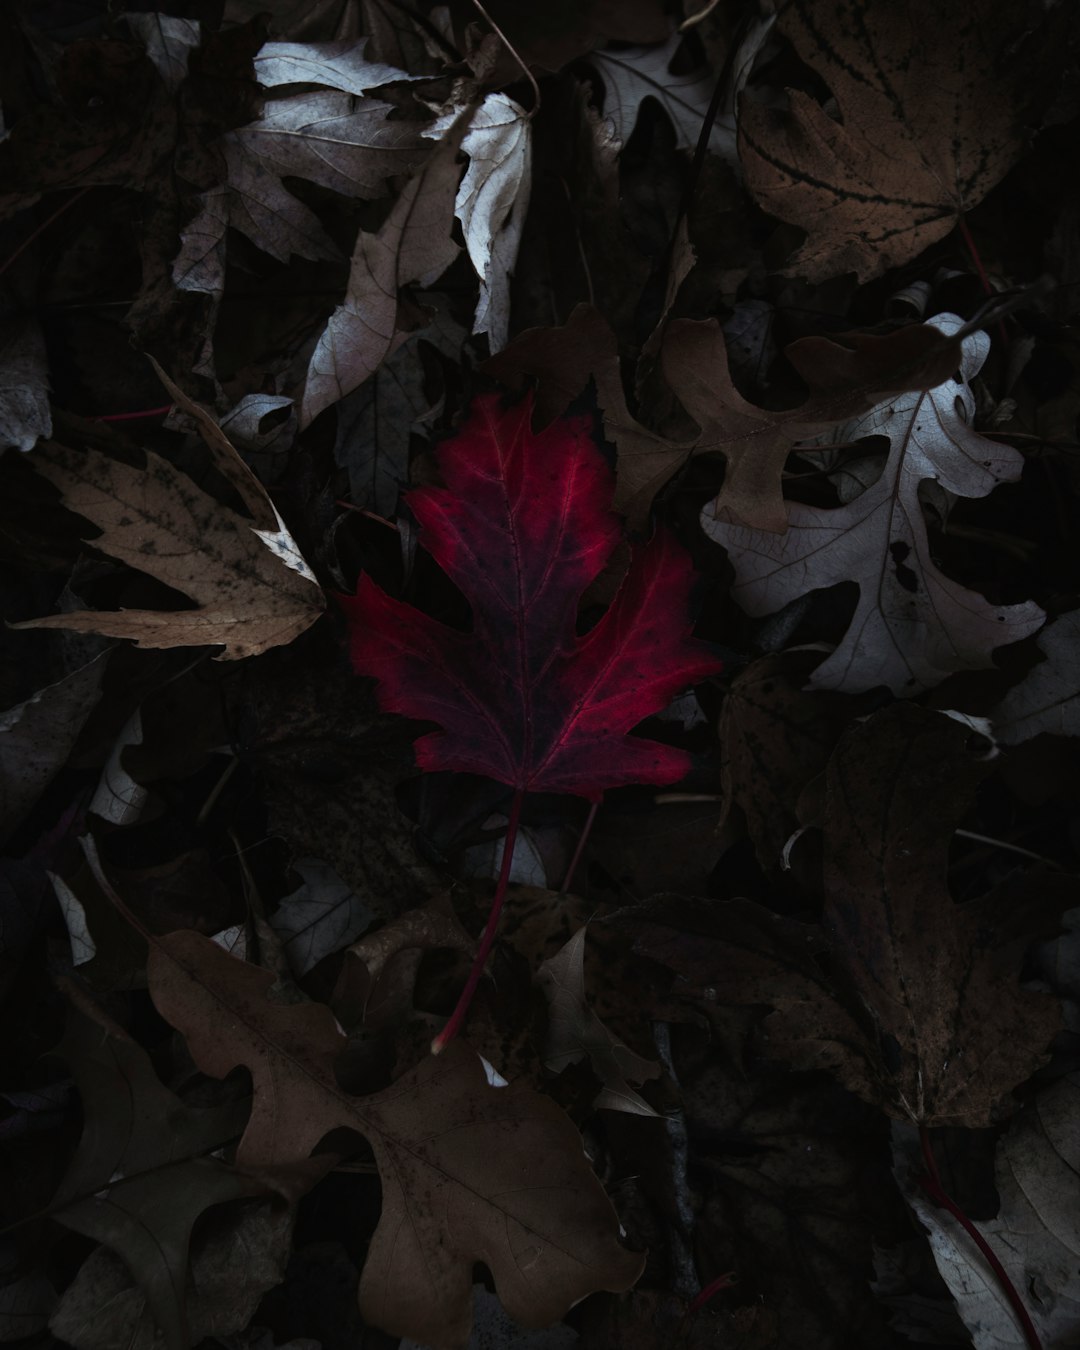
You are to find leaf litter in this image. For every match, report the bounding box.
[3,4,1080,1350]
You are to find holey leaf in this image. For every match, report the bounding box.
[147,929,644,1349]
[14,367,324,659]
[702,315,1045,694]
[342,394,724,800]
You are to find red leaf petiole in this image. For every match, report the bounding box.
[432,788,526,1054]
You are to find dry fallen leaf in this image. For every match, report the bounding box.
[536,926,662,1116]
[13,366,324,659]
[300,115,468,425]
[147,930,645,1348]
[589,32,734,156]
[737,0,1063,281]
[702,315,1045,691]
[425,94,532,352]
[819,704,1068,1127]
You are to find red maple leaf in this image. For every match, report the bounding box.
[343,393,722,801]
[343,393,722,1050]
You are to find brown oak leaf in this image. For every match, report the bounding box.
[147,929,643,1348]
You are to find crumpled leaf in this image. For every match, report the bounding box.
[702,315,1045,692]
[737,0,1065,281]
[300,115,468,425]
[343,393,724,799]
[147,929,645,1348]
[0,652,108,843]
[14,367,324,659]
[895,1072,1080,1349]
[992,609,1080,744]
[537,927,662,1116]
[0,317,52,454]
[426,94,532,350]
[589,32,734,156]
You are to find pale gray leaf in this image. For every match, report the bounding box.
[233,90,430,200]
[702,315,1045,694]
[590,33,734,156]
[255,39,418,94]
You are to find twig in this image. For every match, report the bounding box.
[467,0,540,119]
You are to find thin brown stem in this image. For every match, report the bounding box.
[467,0,540,119]
[432,788,526,1053]
[918,1125,1042,1350]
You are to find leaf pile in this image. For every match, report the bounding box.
[3,3,1080,1350]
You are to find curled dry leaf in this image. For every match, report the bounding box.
[147,930,645,1348]
[425,93,532,351]
[702,315,1045,692]
[737,0,1065,281]
[13,366,324,659]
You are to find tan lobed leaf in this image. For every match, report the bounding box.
[737,0,1065,282]
[147,930,645,1348]
[701,315,1045,692]
[300,114,469,426]
[820,704,1069,1127]
[12,389,324,659]
[662,310,969,531]
[991,609,1080,745]
[536,927,662,1116]
[895,1072,1080,1349]
[484,303,968,530]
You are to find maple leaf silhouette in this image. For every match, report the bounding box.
[343,393,723,800]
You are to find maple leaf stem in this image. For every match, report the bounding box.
[687,1269,736,1315]
[918,1125,1043,1350]
[956,215,1009,351]
[560,799,600,895]
[432,788,526,1055]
